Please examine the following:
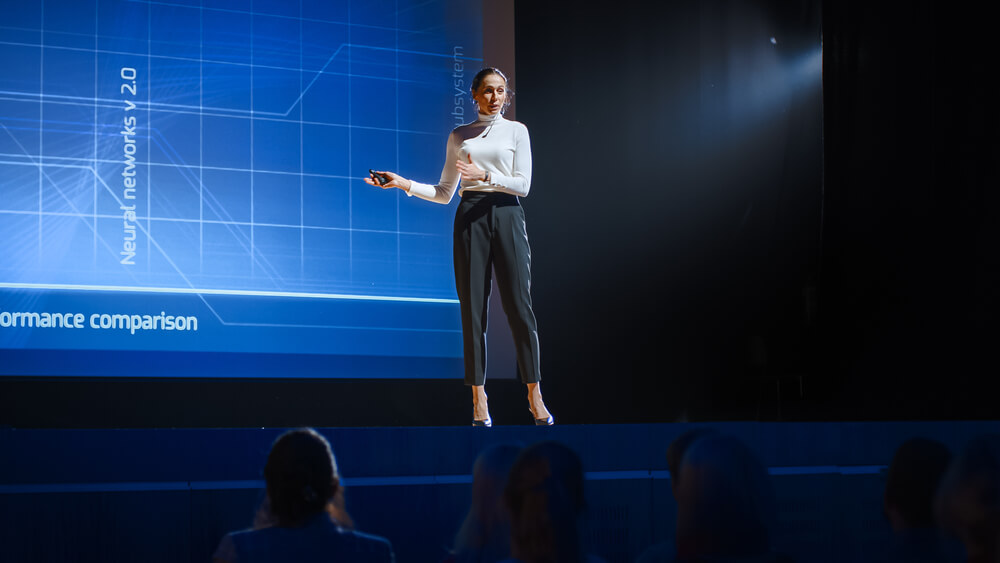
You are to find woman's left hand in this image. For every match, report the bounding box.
[456,155,487,183]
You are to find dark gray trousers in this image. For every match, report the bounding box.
[453,192,541,386]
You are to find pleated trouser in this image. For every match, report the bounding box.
[453,191,541,386]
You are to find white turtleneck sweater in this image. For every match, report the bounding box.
[406,113,532,204]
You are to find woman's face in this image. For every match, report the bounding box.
[473,73,507,115]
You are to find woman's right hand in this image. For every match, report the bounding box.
[364,170,410,192]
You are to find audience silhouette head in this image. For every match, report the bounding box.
[450,443,522,563]
[674,433,777,562]
[884,437,952,531]
[666,427,718,497]
[503,441,588,563]
[262,427,342,527]
[936,433,1000,563]
[213,427,393,563]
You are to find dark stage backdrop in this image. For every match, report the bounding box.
[816,1,997,419]
[515,0,825,422]
[517,0,996,423]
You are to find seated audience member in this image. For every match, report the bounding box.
[636,427,718,563]
[876,437,958,563]
[501,441,607,563]
[443,443,523,563]
[936,434,1000,563]
[213,428,394,563]
[673,434,792,563]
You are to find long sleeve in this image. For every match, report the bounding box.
[483,122,531,197]
[406,132,461,204]
[406,117,532,203]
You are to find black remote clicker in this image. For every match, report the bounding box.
[369,169,390,186]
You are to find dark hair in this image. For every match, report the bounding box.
[451,443,523,562]
[666,427,718,493]
[470,67,513,113]
[262,428,339,527]
[675,434,775,559]
[504,441,586,563]
[884,437,952,528]
[936,434,1000,553]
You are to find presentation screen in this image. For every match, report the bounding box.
[0,0,487,378]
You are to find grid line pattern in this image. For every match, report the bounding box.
[0,0,483,302]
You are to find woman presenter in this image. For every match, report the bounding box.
[365,67,553,427]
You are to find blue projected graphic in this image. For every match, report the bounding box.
[0,0,483,378]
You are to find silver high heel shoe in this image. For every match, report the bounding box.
[529,402,554,426]
[473,405,493,427]
[533,412,554,426]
